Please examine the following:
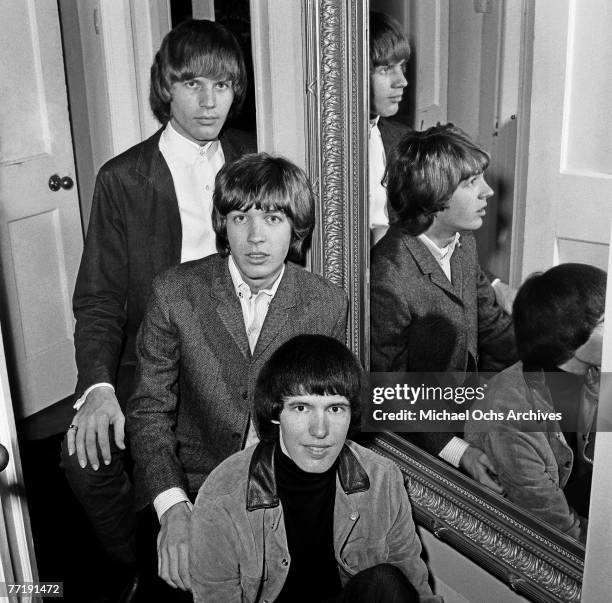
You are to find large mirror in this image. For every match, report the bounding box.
[362,1,612,602]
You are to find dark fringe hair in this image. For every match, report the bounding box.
[513,263,606,369]
[254,335,363,442]
[370,11,411,68]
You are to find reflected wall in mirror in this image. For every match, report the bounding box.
[366,1,612,601]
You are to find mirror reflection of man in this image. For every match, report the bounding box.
[369,11,411,246]
[190,335,442,602]
[61,19,256,587]
[127,154,348,596]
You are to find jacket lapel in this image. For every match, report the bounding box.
[403,234,463,304]
[251,264,296,363]
[211,258,251,360]
[134,129,182,264]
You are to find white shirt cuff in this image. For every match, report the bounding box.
[73,383,115,410]
[490,278,501,288]
[154,487,193,521]
[439,437,470,468]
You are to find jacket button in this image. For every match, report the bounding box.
[564,461,572,468]
[350,512,358,521]
[242,391,248,399]
[281,558,289,567]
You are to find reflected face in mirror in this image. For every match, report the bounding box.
[370,60,408,117]
[170,77,235,145]
[426,173,494,244]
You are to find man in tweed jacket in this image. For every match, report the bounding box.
[127,154,348,593]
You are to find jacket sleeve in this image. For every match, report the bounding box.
[481,428,585,541]
[387,466,443,602]
[126,276,186,502]
[370,261,413,372]
[189,494,244,603]
[475,266,517,371]
[72,168,128,399]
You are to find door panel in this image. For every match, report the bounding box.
[0,0,82,417]
[518,0,612,279]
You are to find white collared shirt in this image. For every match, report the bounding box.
[154,256,286,519]
[159,120,225,262]
[369,116,388,229]
[418,232,461,282]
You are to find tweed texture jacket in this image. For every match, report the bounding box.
[190,440,441,603]
[72,127,256,405]
[370,226,516,374]
[126,255,348,507]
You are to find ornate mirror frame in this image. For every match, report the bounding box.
[301,2,584,602]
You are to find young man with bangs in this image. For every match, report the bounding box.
[369,11,411,244]
[370,124,516,491]
[61,18,255,590]
[127,153,348,594]
[190,334,441,603]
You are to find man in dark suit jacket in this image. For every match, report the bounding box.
[127,153,348,592]
[61,20,255,574]
[369,12,411,246]
[371,124,516,491]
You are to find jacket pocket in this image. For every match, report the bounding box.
[339,537,390,575]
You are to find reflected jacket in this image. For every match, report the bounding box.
[465,361,586,541]
[189,440,442,603]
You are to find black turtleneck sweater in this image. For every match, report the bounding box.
[274,445,342,602]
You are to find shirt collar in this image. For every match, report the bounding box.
[228,255,285,299]
[161,121,220,164]
[418,232,461,262]
[369,115,380,135]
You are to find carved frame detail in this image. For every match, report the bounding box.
[372,434,584,602]
[303,0,368,361]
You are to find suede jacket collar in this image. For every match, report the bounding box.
[246,441,370,511]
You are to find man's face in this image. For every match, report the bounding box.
[370,60,407,118]
[227,207,292,293]
[279,394,351,473]
[431,172,494,239]
[169,76,234,145]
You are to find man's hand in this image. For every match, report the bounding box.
[459,446,504,495]
[158,502,192,591]
[67,387,125,470]
[492,280,517,315]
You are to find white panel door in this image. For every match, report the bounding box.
[517,0,612,280]
[0,0,82,417]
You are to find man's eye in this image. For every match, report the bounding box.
[232,214,246,224]
[377,66,389,75]
[329,406,346,414]
[295,405,306,412]
[216,80,231,90]
[184,80,200,89]
[266,214,284,224]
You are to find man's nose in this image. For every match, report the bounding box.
[309,412,329,439]
[247,218,265,242]
[481,179,494,198]
[199,85,216,108]
[392,68,407,88]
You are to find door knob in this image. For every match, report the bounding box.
[0,443,8,472]
[48,174,75,191]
